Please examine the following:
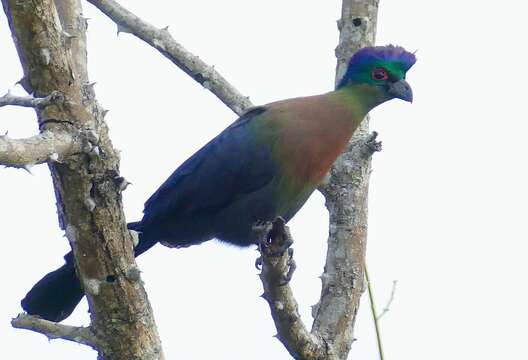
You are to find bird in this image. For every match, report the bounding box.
[21,45,416,322]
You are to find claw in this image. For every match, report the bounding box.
[279,248,296,286]
[253,217,292,257]
[253,217,296,283]
[267,217,293,256]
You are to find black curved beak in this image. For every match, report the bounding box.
[388,79,413,103]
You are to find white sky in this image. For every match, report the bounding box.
[1,0,527,359]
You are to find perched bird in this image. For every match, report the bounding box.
[21,45,416,322]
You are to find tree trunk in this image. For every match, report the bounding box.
[2,0,163,358]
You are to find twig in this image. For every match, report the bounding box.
[86,0,252,116]
[377,280,397,320]
[0,90,63,108]
[365,264,385,360]
[12,313,98,349]
[0,129,81,168]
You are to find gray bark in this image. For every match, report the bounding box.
[2,0,163,359]
[314,1,379,358]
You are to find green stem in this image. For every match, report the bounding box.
[365,264,384,360]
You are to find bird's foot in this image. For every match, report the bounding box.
[253,220,272,270]
[253,217,295,284]
[253,217,293,257]
[279,248,296,285]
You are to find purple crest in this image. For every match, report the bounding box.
[349,45,416,72]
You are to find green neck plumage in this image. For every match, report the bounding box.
[334,83,389,117]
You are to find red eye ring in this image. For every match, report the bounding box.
[371,67,389,81]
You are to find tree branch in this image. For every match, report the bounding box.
[12,313,98,349]
[86,0,252,115]
[313,0,380,358]
[0,90,63,108]
[0,129,82,167]
[256,219,334,360]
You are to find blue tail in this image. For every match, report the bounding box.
[21,222,159,322]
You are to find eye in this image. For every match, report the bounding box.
[371,67,389,81]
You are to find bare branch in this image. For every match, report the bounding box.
[86,0,252,115]
[0,90,63,108]
[313,0,380,358]
[12,313,98,349]
[256,218,334,360]
[377,280,398,320]
[0,129,81,167]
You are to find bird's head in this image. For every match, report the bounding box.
[338,45,416,104]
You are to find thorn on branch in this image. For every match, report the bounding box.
[116,23,132,35]
[48,152,59,162]
[129,230,140,248]
[16,76,30,90]
[83,82,97,94]
[363,131,382,158]
[114,176,131,192]
[82,128,101,156]
[90,145,100,157]
[22,164,34,174]
[336,18,344,31]
[79,15,89,31]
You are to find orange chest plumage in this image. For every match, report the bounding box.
[265,93,362,186]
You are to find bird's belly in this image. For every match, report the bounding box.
[212,176,316,246]
[212,181,279,246]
